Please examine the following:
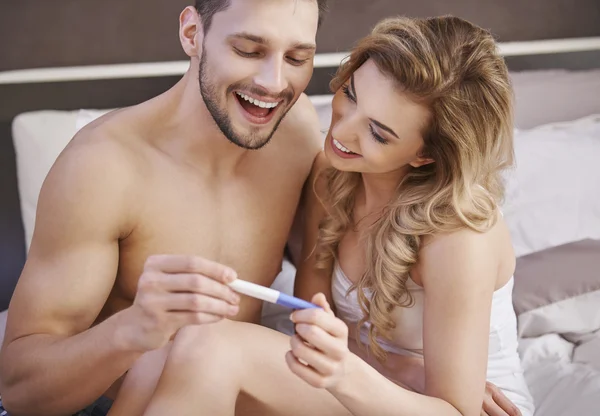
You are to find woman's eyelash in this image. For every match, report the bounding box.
[342,85,387,144]
[342,85,355,102]
[369,125,388,145]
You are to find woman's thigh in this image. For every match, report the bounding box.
[231,321,352,416]
[147,320,353,416]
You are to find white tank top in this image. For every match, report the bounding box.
[331,261,535,415]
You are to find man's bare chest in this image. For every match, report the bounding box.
[115,177,302,301]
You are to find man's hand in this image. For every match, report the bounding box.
[481,381,522,416]
[117,255,241,352]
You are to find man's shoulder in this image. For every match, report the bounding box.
[287,93,319,120]
[278,93,325,154]
[69,107,145,167]
[50,111,144,194]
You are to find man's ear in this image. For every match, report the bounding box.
[179,6,203,57]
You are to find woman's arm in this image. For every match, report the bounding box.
[332,354,464,416]
[331,229,497,416]
[290,297,463,416]
[418,230,498,415]
[293,151,335,305]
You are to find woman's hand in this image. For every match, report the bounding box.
[286,293,351,389]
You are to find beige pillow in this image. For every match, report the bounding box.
[510,69,600,129]
[513,239,600,339]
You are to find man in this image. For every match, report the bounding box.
[0,1,325,414]
[0,1,521,415]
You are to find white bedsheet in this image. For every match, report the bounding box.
[520,333,600,416]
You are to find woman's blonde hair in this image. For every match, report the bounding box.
[315,16,514,361]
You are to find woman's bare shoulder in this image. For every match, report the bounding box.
[413,215,514,289]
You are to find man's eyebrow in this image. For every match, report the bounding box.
[351,74,400,140]
[290,41,317,51]
[230,32,268,45]
[229,32,316,51]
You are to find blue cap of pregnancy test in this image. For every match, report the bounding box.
[276,293,321,310]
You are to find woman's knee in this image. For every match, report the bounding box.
[168,321,241,369]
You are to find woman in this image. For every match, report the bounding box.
[109,15,534,416]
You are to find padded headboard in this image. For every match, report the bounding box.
[0,0,599,310]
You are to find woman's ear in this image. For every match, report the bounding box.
[410,157,435,168]
[179,6,203,57]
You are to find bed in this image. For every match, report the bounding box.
[1,1,600,415]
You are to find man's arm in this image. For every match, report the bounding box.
[293,152,334,305]
[0,138,142,415]
[284,93,326,268]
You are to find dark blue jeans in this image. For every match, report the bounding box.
[0,395,113,416]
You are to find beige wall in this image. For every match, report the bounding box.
[1,0,599,71]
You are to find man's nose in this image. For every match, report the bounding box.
[254,56,287,96]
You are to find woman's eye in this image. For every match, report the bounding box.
[369,125,388,145]
[342,85,356,102]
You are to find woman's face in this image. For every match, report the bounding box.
[324,60,433,176]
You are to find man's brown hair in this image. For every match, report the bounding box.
[194,0,330,32]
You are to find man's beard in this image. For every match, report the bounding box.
[198,49,294,150]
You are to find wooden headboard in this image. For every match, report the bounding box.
[0,0,599,310]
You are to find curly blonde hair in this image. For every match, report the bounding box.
[315,16,515,361]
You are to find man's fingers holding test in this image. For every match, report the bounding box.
[145,255,237,283]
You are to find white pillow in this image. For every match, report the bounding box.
[502,114,600,257]
[75,109,113,131]
[12,110,80,251]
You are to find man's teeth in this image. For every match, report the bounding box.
[236,92,279,109]
[333,139,357,155]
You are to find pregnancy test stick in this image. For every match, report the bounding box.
[228,279,320,310]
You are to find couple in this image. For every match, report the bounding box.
[0,1,535,415]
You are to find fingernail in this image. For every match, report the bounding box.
[231,293,241,304]
[229,305,239,315]
[226,270,237,283]
[289,313,295,322]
